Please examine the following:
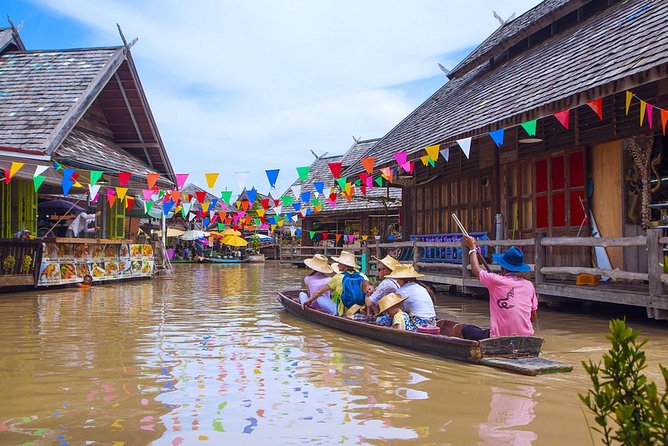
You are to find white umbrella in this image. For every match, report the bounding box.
[180,230,210,241]
[155,228,185,238]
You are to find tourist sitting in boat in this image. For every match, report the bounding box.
[375,293,414,331]
[298,254,337,315]
[365,255,400,317]
[453,235,538,340]
[381,264,437,327]
[302,251,368,316]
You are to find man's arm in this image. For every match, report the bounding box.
[531,309,538,322]
[463,235,483,278]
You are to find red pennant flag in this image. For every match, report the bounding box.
[322,232,329,240]
[118,171,131,187]
[328,162,343,179]
[553,109,570,129]
[273,199,280,207]
[261,198,270,209]
[661,109,668,136]
[587,98,603,120]
[361,157,374,174]
[125,196,135,210]
[361,185,367,196]
[195,191,207,204]
[147,173,160,190]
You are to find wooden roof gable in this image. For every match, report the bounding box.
[348,0,668,176]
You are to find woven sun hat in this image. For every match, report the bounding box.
[374,292,408,317]
[330,251,359,269]
[386,263,425,279]
[331,263,341,274]
[492,246,531,273]
[372,255,400,271]
[303,254,334,274]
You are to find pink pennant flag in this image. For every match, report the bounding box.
[142,189,154,201]
[175,174,189,189]
[402,162,414,174]
[647,103,654,129]
[553,109,570,129]
[393,151,407,167]
[106,189,116,203]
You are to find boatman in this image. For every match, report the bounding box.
[454,235,538,340]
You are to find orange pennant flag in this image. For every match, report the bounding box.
[108,195,117,208]
[625,91,633,115]
[380,167,393,183]
[241,201,250,211]
[640,100,647,127]
[170,190,181,203]
[204,173,219,189]
[361,157,375,174]
[116,187,128,201]
[661,109,668,136]
[335,234,342,242]
[147,173,160,190]
[587,98,603,120]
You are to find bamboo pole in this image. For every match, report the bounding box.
[452,213,491,273]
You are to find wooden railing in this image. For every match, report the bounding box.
[279,245,364,265]
[0,239,43,287]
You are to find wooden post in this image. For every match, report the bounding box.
[647,228,665,297]
[534,232,545,285]
[462,239,471,279]
[412,239,419,268]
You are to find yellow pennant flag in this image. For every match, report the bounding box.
[201,202,210,212]
[257,209,265,217]
[425,144,440,161]
[625,91,633,115]
[73,181,83,188]
[9,162,24,179]
[270,224,277,232]
[277,219,284,227]
[420,155,430,166]
[116,187,128,201]
[204,173,219,189]
[640,100,647,126]
[362,235,368,241]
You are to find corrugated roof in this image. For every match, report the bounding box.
[348,0,668,175]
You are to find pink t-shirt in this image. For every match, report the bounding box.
[304,272,331,298]
[479,271,537,337]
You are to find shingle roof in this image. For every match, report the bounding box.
[0,48,120,151]
[348,0,668,175]
[341,138,379,167]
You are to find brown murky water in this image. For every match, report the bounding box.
[1,262,667,445]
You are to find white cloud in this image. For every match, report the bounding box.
[31,0,539,193]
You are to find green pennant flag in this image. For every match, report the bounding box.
[218,222,224,231]
[311,197,319,206]
[374,176,383,187]
[181,205,189,219]
[281,195,293,206]
[53,161,62,171]
[90,170,104,186]
[254,218,261,226]
[428,158,435,167]
[158,189,166,199]
[520,119,537,136]
[284,214,290,221]
[144,200,154,215]
[33,175,46,192]
[336,177,347,190]
[296,166,310,181]
[309,231,316,240]
[221,190,233,205]
[354,179,361,186]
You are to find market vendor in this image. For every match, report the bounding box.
[66,211,101,238]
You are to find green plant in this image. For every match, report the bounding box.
[20,255,32,274]
[2,255,16,274]
[250,235,260,252]
[580,319,668,445]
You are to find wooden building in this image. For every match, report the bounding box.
[345,0,668,317]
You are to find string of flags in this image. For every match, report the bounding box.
[2,90,666,235]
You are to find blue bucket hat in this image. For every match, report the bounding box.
[492,246,530,273]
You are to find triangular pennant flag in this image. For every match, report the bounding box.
[9,162,24,180]
[33,175,46,192]
[321,232,329,240]
[290,227,297,237]
[273,205,282,215]
[336,177,347,190]
[640,100,647,127]
[647,103,654,130]
[62,167,76,182]
[147,173,160,190]
[106,189,116,203]
[328,162,343,179]
[175,174,189,189]
[402,162,414,174]
[221,190,233,205]
[428,158,435,167]
[380,167,392,183]
[301,191,311,203]
[587,98,603,120]
[374,176,383,187]
[335,234,342,242]
[393,151,408,167]
[625,91,633,116]
[360,185,367,196]
[125,196,135,210]
[362,235,368,241]
[296,166,310,181]
[440,147,450,162]
[265,169,280,188]
[108,195,117,208]
[257,209,265,217]
[293,202,301,212]
[281,195,293,206]
[290,185,301,200]
[144,200,154,215]
[142,189,153,201]
[361,157,375,175]
[246,188,257,204]
[195,191,207,204]
[202,218,210,228]
[34,165,49,178]
[88,184,101,201]
[116,187,128,201]
[309,231,316,240]
[170,190,181,203]
[456,137,472,158]
[53,161,63,171]
[234,171,249,191]
[204,173,219,189]
[163,200,175,216]
[61,168,76,196]
[553,110,570,129]
[488,129,505,147]
[425,144,440,161]
[420,155,430,166]
[520,120,537,137]
[202,202,210,213]
[314,182,325,195]
[661,109,668,136]
[118,171,131,187]
[241,201,250,211]
[261,198,270,209]
[187,211,196,222]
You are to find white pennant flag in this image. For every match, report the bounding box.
[290,227,297,237]
[34,165,49,177]
[210,211,216,220]
[439,147,450,162]
[273,205,282,215]
[291,185,301,200]
[292,214,299,222]
[456,138,472,159]
[88,184,101,200]
[234,171,249,192]
[182,202,192,215]
[188,211,196,221]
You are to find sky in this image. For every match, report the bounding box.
[5,0,539,195]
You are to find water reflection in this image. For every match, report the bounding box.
[1,262,667,444]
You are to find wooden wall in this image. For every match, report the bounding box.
[591,140,623,268]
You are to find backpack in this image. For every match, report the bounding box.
[341,271,366,309]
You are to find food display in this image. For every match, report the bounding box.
[76,263,91,278]
[60,263,77,282]
[74,244,90,260]
[38,263,62,285]
[104,245,119,260]
[141,244,153,259]
[105,261,119,277]
[44,243,59,261]
[58,244,75,260]
[91,262,106,280]
[119,261,132,277]
[90,245,105,261]
[130,244,142,260]
[119,244,130,259]
[141,261,154,276]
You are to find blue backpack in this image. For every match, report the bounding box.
[341,271,366,308]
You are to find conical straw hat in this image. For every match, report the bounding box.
[303,254,333,274]
[330,251,359,269]
[375,292,408,317]
[372,255,400,271]
[386,263,425,279]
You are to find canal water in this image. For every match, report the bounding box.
[1,263,667,445]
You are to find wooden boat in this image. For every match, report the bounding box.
[198,256,249,264]
[277,290,572,376]
[247,254,265,263]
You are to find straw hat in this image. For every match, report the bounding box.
[375,292,408,317]
[330,251,359,269]
[331,263,341,274]
[386,263,425,279]
[372,255,400,271]
[303,254,333,274]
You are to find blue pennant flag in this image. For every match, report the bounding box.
[301,191,311,203]
[286,212,293,221]
[489,128,505,147]
[265,169,280,188]
[163,200,175,216]
[305,208,312,216]
[296,228,302,237]
[210,198,218,209]
[246,188,257,204]
[314,182,324,194]
[202,218,210,228]
[61,167,76,196]
[293,202,301,212]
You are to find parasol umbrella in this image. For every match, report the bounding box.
[180,230,210,241]
[155,228,185,238]
[38,199,84,213]
[222,235,248,247]
[220,228,241,237]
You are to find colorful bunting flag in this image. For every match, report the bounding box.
[144,200,154,215]
[328,162,343,179]
[380,168,392,183]
[374,176,383,187]
[456,137,472,159]
[265,169,280,188]
[195,191,207,204]
[147,173,160,190]
[420,155,430,166]
[108,195,117,208]
[393,151,407,167]
[204,173,219,189]
[520,120,537,137]
[175,174,189,189]
[296,166,310,181]
[625,91,633,115]
[361,157,374,175]
[587,98,603,120]
[281,195,293,206]
[61,168,76,196]
[336,177,347,190]
[235,171,249,191]
[647,103,654,129]
[309,231,316,240]
[661,109,668,136]
[440,147,450,162]
[488,129,505,147]
[88,184,101,201]
[301,191,311,202]
[246,188,257,204]
[118,171,131,187]
[8,162,24,181]
[116,187,128,201]
[33,175,46,192]
[125,196,135,210]
[33,165,49,178]
[142,189,153,201]
[290,185,301,200]
[314,182,325,195]
[640,100,647,127]
[221,190,233,205]
[425,144,440,161]
[554,110,570,129]
[106,189,116,203]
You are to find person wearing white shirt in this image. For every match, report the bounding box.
[66,211,100,238]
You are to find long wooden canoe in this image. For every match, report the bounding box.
[277,290,572,376]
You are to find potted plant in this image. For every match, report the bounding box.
[2,255,16,274]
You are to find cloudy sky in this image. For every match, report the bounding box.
[7,0,539,194]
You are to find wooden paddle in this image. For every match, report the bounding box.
[452,213,492,273]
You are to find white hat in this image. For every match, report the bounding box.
[330,251,359,269]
